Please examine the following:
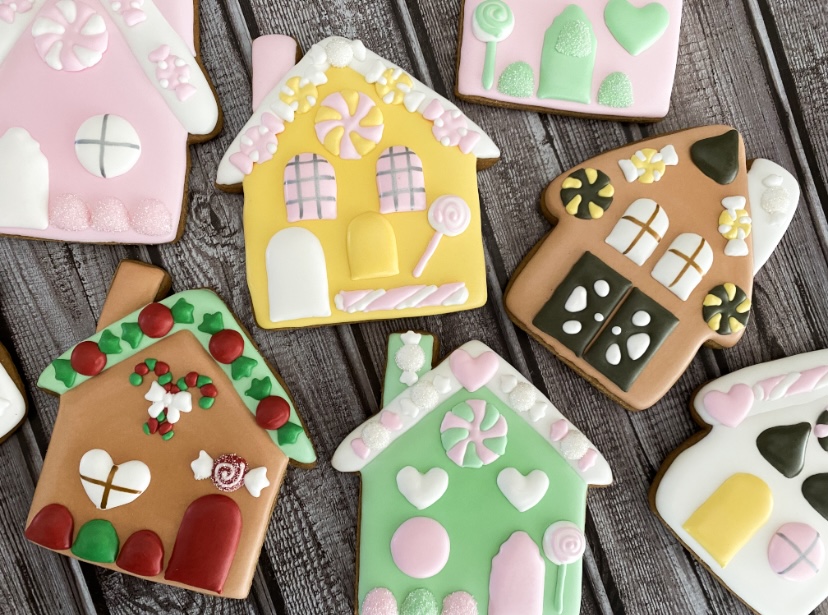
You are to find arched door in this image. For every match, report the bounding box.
[266,227,331,322]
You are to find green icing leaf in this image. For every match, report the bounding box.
[198,312,224,335]
[53,359,77,388]
[120,322,144,349]
[162,431,175,441]
[245,377,272,400]
[98,330,122,355]
[144,358,157,370]
[199,397,215,409]
[231,356,257,380]
[170,298,195,324]
[277,422,304,445]
[176,377,188,390]
[196,375,212,387]
[71,520,119,563]
[129,373,143,386]
[158,373,172,385]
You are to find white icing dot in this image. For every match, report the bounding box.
[362,422,390,450]
[632,310,651,327]
[594,313,604,322]
[626,333,651,361]
[565,286,587,313]
[395,344,425,373]
[562,320,581,335]
[605,343,621,366]
[509,382,537,413]
[593,280,609,297]
[409,382,439,410]
[560,432,590,460]
[611,326,621,335]
[325,38,354,67]
[763,174,783,188]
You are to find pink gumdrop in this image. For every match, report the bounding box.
[129,199,172,236]
[362,588,398,615]
[390,517,450,578]
[49,194,90,231]
[441,592,478,615]
[91,198,130,232]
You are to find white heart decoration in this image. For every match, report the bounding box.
[497,468,549,512]
[396,466,449,510]
[79,449,151,510]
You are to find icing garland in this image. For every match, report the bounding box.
[38,290,314,464]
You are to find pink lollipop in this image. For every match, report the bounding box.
[413,196,471,278]
[543,521,586,614]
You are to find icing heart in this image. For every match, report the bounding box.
[703,384,755,427]
[604,0,670,56]
[79,449,151,510]
[396,466,449,510]
[449,349,499,392]
[497,468,550,512]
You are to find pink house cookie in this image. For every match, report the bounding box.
[456,0,683,120]
[0,0,220,243]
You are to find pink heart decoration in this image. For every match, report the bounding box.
[703,384,755,427]
[449,349,499,392]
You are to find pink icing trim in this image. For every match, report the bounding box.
[149,45,196,102]
[550,419,569,441]
[816,424,828,439]
[441,399,507,466]
[422,100,480,153]
[231,112,285,175]
[768,522,824,581]
[380,411,402,431]
[489,532,544,615]
[362,588,398,615]
[390,517,450,579]
[33,1,109,72]
[335,283,468,313]
[578,449,598,471]
[786,366,828,396]
[416,283,466,307]
[91,198,130,232]
[338,290,372,311]
[757,375,786,399]
[110,0,146,26]
[315,91,384,160]
[351,438,370,459]
[50,194,90,231]
[449,349,499,392]
[0,0,32,23]
[702,384,754,427]
[361,287,421,311]
[129,199,172,236]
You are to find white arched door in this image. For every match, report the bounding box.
[265,228,331,322]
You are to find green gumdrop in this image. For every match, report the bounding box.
[598,72,634,108]
[71,520,119,563]
[98,330,122,355]
[199,397,215,410]
[53,359,77,388]
[170,298,195,324]
[277,422,304,446]
[400,589,439,615]
[497,62,535,98]
[120,322,144,349]
[245,377,272,401]
[231,356,258,380]
[198,312,225,335]
[176,377,188,390]
[144,358,157,371]
[158,373,172,386]
[129,373,143,386]
[196,375,212,387]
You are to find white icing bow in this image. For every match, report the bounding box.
[144,381,192,424]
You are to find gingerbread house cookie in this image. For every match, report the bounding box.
[505,126,800,410]
[455,0,683,120]
[653,350,828,615]
[25,261,314,598]
[0,0,220,243]
[333,331,611,615]
[0,342,27,443]
[216,36,499,329]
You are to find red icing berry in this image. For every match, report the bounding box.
[185,372,199,387]
[170,385,180,394]
[256,396,291,430]
[159,422,173,435]
[135,363,149,376]
[71,341,106,376]
[201,384,218,398]
[138,303,174,338]
[211,454,248,492]
[163,383,173,392]
[147,418,159,434]
[154,362,170,376]
[209,330,244,364]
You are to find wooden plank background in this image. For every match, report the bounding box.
[1,0,827,613]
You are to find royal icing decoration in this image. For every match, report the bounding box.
[216,35,497,329]
[747,159,801,273]
[0,348,26,442]
[456,0,682,119]
[0,0,219,244]
[654,349,828,615]
[396,331,426,386]
[506,126,793,410]
[26,262,314,598]
[333,331,611,615]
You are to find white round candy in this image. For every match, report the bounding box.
[509,382,537,413]
[75,114,141,179]
[560,431,590,460]
[395,344,425,373]
[325,38,354,67]
[409,382,439,410]
[361,422,390,450]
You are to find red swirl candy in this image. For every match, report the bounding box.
[211,454,248,492]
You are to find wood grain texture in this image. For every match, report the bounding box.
[0,0,826,613]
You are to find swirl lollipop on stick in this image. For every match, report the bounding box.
[543,521,586,614]
[473,0,515,90]
[413,196,472,278]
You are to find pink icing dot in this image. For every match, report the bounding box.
[91,198,130,232]
[49,194,90,231]
[815,424,828,439]
[0,0,32,23]
[550,419,569,442]
[362,588,398,615]
[441,592,478,615]
[768,522,824,581]
[422,100,481,154]
[32,0,108,72]
[578,449,598,471]
[148,45,196,102]
[351,438,370,459]
[230,112,284,174]
[380,411,403,431]
[129,199,172,236]
[109,0,145,26]
[390,517,450,578]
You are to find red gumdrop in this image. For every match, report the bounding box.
[117,530,164,577]
[185,372,199,387]
[154,362,170,376]
[170,385,180,394]
[138,303,174,338]
[25,504,74,550]
[147,418,159,434]
[256,396,290,430]
[71,341,107,376]
[163,383,173,392]
[209,330,244,364]
[200,384,218,398]
[159,422,173,435]
[135,363,149,375]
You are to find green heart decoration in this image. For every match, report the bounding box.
[604,0,670,56]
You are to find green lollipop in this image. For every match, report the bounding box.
[473,0,515,90]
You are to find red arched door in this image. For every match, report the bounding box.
[164,495,242,593]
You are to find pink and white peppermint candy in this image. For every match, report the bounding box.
[440,399,508,468]
[314,90,384,160]
[32,0,109,72]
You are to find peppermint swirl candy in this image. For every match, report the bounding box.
[473,0,515,42]
[211,454,248,492]
[543,521,586,565]
[428,196,471,237]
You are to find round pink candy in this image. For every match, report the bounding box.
[390,517,450,579]
[129,199,172,236]
[49,194,90,231]
[362,588,398,615]
[441,592,478,615]
[92,198,130,232]
[768,522,824,581]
